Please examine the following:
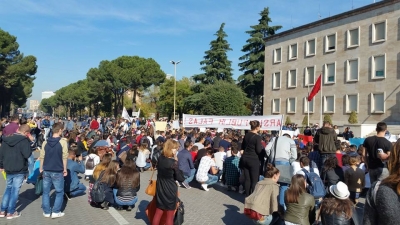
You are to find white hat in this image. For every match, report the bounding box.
[136,130,141,135]
[329,181,350,200]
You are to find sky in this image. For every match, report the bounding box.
[0,0,375,106]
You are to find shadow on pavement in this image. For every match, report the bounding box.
[16,187,40,212]
[221,204,251,225]
[135,199,150,225]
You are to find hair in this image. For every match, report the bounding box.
[93,153,113,180]
[139,143,148,151]
[184,140,192,149]
[285,175,306,203]
[163,139,179,158]
[349,156,358,166]
[191,145,198,152]
[323,156,338,172]
[68,149,76,156]
[382,139,400,195]
[52,122,64,134]
[342,154,350,166]
[100,160,119,186]
[335,140,342,150]
[116,161,140,189]
[11,115,19,122]
[69,142,78,152]
[206,148,214,156]
[264,163,280,179]
[250,120,260,130]
[376,122,387,133]
[300,156,310,167]
[204,139,211,147]
[18,124,30,134]
[323,120,331,126]
[321,197,354,220]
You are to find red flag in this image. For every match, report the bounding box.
[307,74,321,101]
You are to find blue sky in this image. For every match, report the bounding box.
[0,0,374,105]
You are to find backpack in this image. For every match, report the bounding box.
[302,167,326,198]
[86,156,95,170]
[90,172,106,203]
[151,148,161,165]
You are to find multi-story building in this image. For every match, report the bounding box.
[263,0,400,125]
[41,91,55,100]
[29,100,39,112]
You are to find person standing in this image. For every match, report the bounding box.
[314,121,337,166]
[0,124,32,219]
[241,121,263,196]
[41,116,51,141]
[39,122,68,219]
[363,122,392,184]
[65,117,75,132]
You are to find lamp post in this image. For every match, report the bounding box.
[170,60,180,120]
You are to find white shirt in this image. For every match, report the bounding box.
[291,161,302,176]
[194,143,204,150]
[136,149,150,168]
[84,154,101,176]
[196,156,215,182]
[147,136,153,147]
[214,152,226,170]
[296,166,320,177]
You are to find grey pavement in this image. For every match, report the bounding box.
[0,168,253,225]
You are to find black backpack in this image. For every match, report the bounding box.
[90,172,106,203]
[151,148,162,165]
[86,156,95,170]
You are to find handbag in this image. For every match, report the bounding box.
[35,172,43,195]
[145,164,157,196]
[173,198,184,225]
[244,208,263,221]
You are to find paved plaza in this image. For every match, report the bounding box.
[0,167,253,225]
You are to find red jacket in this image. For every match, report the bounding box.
[90,120,99,130]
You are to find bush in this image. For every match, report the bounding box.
[323,114,332,125]
[285,116,292,125]
[302,115,309,126]
[348,111,358,124]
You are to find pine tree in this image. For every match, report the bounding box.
[237,8,282,114]
[193,23,233,91]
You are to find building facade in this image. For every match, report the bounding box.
[263,0,400,125]
[41,91,55,100]
[29,100,39,112]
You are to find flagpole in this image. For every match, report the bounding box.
[307,85,310,127]
[320,74,323,126]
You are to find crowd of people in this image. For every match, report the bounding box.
[0,115,399,225]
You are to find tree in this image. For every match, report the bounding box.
[301,115,309,127]
[323,114,332,125]
[159,77,194,119]
[185,81,250,116]
[237,8,282,114]
[0,29,37,116]
[39,96,57,115]
[285,116,292,125]
[192,23,233,92]
[348,111,358,124]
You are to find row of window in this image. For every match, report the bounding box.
[272,93,385,114]
[271,54,386,89]
[273,20,387,62]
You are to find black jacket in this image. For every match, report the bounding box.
[321,212,352,225]
[0,133,32,174]
[314,127,337,154]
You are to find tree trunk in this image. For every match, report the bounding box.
[132,89,137,111]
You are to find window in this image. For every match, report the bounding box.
[346,94,359,113]
[272,72,281,89]
[347,27,360,47]
[372,21,386,43]
[289,43,297,60]
[304,97,314,113]
[325,33,336,52]
[371,54,386,79]
[287,98,296,113]
[272,99,281,113]
[346,58,359,82]
[324,62,336,84]
[306,38,316,56]
[288,69,297,88]
[324,95,335,113]
[274,48,282,63]
[371,93,385,113]
[305,66,315,86]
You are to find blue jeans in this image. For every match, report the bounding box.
[1,173,25,214]
[275,160,290,210]
[112,189,138,206]
[28,154,35,177]
[205,174,219,185]
[69,183,86,197]
[184,169,196,184]
[42,171,64,214]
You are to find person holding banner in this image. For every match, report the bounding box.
[240,121,263,196]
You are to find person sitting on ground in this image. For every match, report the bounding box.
[84,147,100,180]
[214,146,227,172]
[196,148,219,191]
[284,174,315,225]
[296,156,320,177]
[319,181,354,225]
[114,158,140,211]
[222,145,241,191]
[322,156,344,187]
[190,145,198,162]
[99,160,119,210]
[65,148,86,198]
[244,163,282,225]
[135,143,151,172]
[88,153,112,205]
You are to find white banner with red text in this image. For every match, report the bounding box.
[182,114,283,131]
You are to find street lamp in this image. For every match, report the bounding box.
[170,60,180,120]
